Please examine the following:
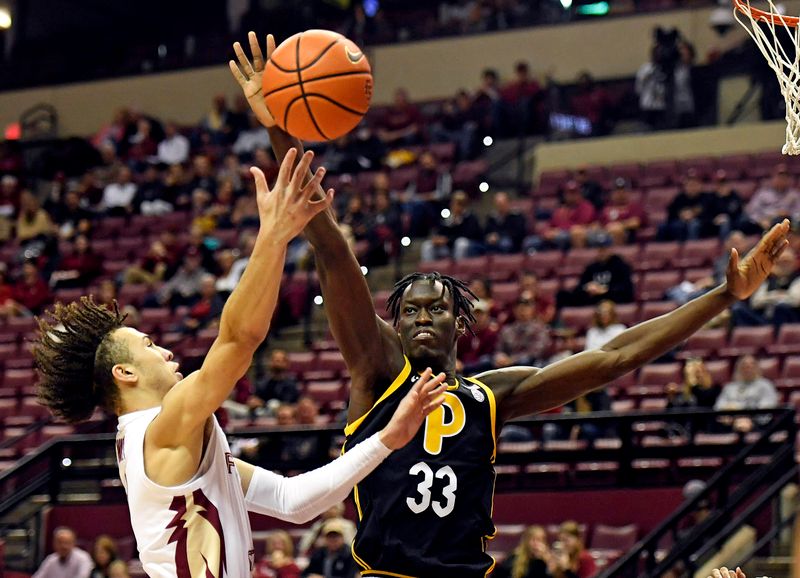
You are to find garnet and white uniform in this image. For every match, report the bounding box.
[116,408,254,578]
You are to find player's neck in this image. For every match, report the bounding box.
[119,388,164,416]
[411,358,457,382]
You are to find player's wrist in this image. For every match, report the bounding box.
[378,427,402,451]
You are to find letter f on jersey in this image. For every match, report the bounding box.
[423,392,466,455]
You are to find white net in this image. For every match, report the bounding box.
[734,0,800,154]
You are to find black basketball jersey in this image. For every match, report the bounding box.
[343,357,498,578]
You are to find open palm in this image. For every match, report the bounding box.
[726,219,791,300]
[229,31,277,128]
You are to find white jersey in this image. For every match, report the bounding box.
[116,408,254,578]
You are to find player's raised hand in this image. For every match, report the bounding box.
[229,31,277,128]
[380,368,448,450]
[725,219,791,300]
[251,148,333,244]
[707,567,746,578]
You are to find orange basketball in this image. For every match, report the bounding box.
[263,30,373,142]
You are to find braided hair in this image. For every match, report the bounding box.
[34,297,129,423]
[386,272,478,331]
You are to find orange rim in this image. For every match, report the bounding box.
[734,0,800,27]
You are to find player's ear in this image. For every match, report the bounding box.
[112,364,138,386]
[455,316,467,335]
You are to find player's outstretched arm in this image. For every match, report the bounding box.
[230,32,406,422]
[479,220,791,424]
[235,369,447,523]
[150,150,332,445]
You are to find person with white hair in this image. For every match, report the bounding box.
[33,527,93,578]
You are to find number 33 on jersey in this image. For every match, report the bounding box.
[343,358,498,578]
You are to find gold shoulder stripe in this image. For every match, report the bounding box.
[344,356,412,437]
[465,376,497,462]
[362,570,419,578]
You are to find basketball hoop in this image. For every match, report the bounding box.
[734,0,800,154]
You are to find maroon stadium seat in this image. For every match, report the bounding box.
[675,238,721,268]
[559,307,596,333]
[316,351,347,374]
[638,243,680,272]
[718,326,774,358]
[452,256,490,281]
[492,282,520,307]
[639,272,681,302]
[287,352,317,375]
[524,251,562,277]
[639,363,682,386]
[704,359,732,385]
[767,324,800,356]
[677,328,727,359]
[639,301,677,322]
[418,259,453,276]
[614,303,638,327]
[643,187,679,211]
[489,254,526,282]
[759,357,781,381]
[560,248,600,278]
[305,381,345,407]
[679,157,716,180]
[591,524,638,554]
[717,154,751,180]
[607,163,642,186]
[640,160,679,187]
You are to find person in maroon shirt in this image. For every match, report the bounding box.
[13,260,52,315]
[524,181,597,251]
[569,72,612,136]
[50,234,103,289]
[377,88,423,146]
[456,300,500,374]
[501,61,542,134]
[553,521,597,578]
[589,178,646,246]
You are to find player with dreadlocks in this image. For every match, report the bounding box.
[232,32,793,578]
[33,151,450,578]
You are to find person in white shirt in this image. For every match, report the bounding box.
[33,527,93,578]
[715,354,779,411]
[34,150,448,578]
[100,166,137,215]
[584,300,627,351]
[157,122,190,166]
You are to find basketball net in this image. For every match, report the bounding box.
[734,0,800,154]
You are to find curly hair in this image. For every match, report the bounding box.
[386,272,477,332]
[33,297,129,423]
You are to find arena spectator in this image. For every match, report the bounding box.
[298,503,357,557]
[743,163,800,231]
[593,178,645,246]
[296,396,322,426]
[703,170,745,239]
[658,170,712,241]
[126,118,158,163]
[254,530,302,578]
[501,61,542,134]
[202,94,231,141]
[122,232,179,286]
[409,151,452,204]
[733,247,800,327]
[715,354,779,411]
[420,191,483,261]
[584,300,626,351]
[365,188,402,267]
[189,154,218,196]
[233,114,271,156]
[157,121,190,165]
[524,181,597,251]
[552,521,597,578]
[485,191,528,254]
[50,234,104,289]
[303,519,358,578]
[556,243,635,308]
[90,535,118,578]
[16,189,54,243]
[106,561,129,578]
[217,153,245,191]
[667,358,721,410]
[519,272,556,325]
[493,525,553,578]
[99,166,137,216]
[179,273,223,333]
[458,299,500,374]
[52,189,94,241]
[495,296,552,368]
[674,41,697,128]
[147,246,207,308]
[340,195,370,241]
[250,349,300,413]
[13,260,52,315]
[474,68,503,133]
[231,191,260,229]
[377,88,423,146]
[0,264,21,319]
[0,174,19,241]
[432,89,480,160]
[468,279,501,318]
[33,527,92,578]
[636,46,667,129]
[569,72,612,136]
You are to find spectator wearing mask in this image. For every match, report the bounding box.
[557,242,635,308]
[33,527,93,578]
[667,358,721,410]
[495,297,552,368]
[584,300,626,351]
[525,181,596,251]
[552,521,597,578]
[743,163,800,232]
[420,191,484,261]
[733,247,800,327]
[658,170,713,241]
[494,525,553,578]
[303,519,358,578]
[592,178,645,246]
[485,191,528,254]
[90,535,118,578]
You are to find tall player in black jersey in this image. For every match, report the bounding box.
[231,32,792,578]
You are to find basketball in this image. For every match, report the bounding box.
[263,29,373,142]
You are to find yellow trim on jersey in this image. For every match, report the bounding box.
[344,356,412,437]
[362,571,418,577]
[465,376,497,462]
[353,483,364,520]
[351,542,372,572]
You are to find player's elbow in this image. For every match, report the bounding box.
[598,347,638,381]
